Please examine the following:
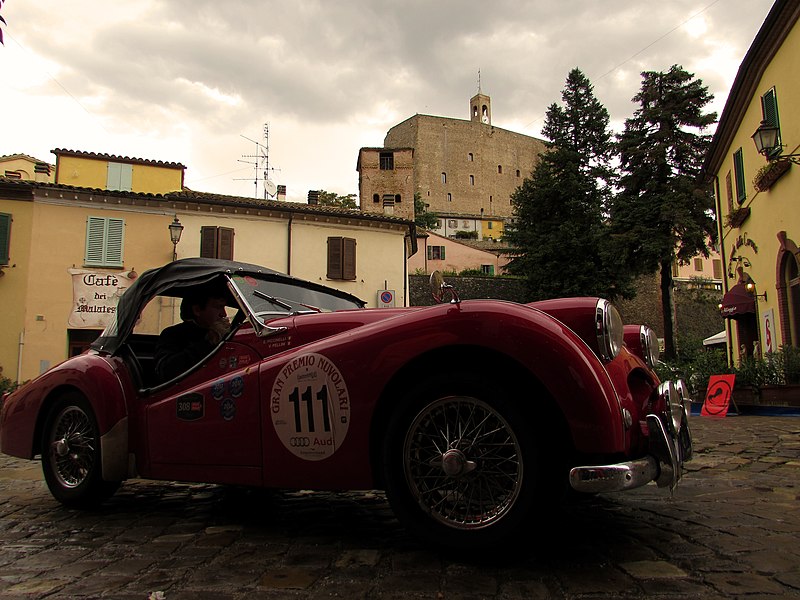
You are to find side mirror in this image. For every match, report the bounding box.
[429,271,460,305]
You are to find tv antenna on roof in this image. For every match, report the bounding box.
[236,123,281,199]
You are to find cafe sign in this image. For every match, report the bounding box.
[68,268,136,329]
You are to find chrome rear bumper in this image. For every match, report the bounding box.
[569,379,693,494]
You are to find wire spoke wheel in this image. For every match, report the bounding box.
[47,406,97,489]
[403,396,523,530]
[41,393,120,508]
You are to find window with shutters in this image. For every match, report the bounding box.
[427,246,445,260]
[327,237,356,280]
[0,213,11,265]
[694,258,703,272]
[85,216,125,267]
[733,148,746,204]
[712,259,723,280]
[106,162,133,191]
[200,226,235,260]
[761,87,781,159]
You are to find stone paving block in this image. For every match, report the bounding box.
[258,567,323,590]
[704,571,787,595]
[334,548,382,568]
[620,560,687,579]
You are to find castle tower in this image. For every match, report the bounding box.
[470,92,491,125]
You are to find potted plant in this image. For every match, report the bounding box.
[753,159,791,192]
[725,206,751,228]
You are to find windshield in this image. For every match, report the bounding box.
[229,274,363,317]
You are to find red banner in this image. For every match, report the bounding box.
[701,375,736,418]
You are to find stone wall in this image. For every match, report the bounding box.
[409,274,724,343]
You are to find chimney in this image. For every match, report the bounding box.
[307,190,319,205]
[34,162,51,183]
[277,185,286,202]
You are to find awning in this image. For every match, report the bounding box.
[703,330,727,346]
[719,283,755,319]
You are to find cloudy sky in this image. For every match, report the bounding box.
[1,0,775,203]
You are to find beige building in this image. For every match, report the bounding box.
[703,0,800,361]
[0,150,415,383]
[359,92,546,239]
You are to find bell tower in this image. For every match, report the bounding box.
[470,71,491,125]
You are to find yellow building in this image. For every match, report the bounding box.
[0,153,55,183]
[0,150,415,383]
[703,0,800,362]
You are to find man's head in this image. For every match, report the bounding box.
[180,288,229,328]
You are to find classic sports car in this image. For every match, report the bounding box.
[0,258,692,549]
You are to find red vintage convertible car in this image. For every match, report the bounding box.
[0,258,692,549]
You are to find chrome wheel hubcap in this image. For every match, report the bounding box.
[403,396,523,530]
[48,407,95,489]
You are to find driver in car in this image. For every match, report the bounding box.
[154,287,231,382]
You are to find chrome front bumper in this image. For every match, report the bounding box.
[569,380,693,494]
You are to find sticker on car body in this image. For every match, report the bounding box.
[270,352,350,461]
[176,393,204,421]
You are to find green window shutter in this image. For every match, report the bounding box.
[427,246,433,260]
[761,88,781,158]
[105,218,125,266]
[85,216,124,266]
[762,88,780,127]
[107,163,133,191]
[0,213,10,265]
[85,217,106,265]
[441,246,445,260]
[733,148,746,204]
[107,163,122,190]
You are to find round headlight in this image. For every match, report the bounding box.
[596,299,624,362]
[640,326,660,368]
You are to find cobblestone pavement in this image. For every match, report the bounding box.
[0,416,798,599]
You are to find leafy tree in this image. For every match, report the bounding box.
[317,190,357,210]
[413,192,438,229]
[505,68,627,300]
[610,65,717,360]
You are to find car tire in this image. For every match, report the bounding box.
[41,393,120,508]
[382,373,547,551]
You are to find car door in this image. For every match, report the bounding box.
[144,339,263,486]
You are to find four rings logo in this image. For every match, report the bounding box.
[290,437,311,447]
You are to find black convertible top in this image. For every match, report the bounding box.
[91,258,366,354]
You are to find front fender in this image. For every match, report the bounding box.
[0,353,130,460]
[306,301,626,455]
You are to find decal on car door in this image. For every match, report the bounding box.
[270,352,350,461]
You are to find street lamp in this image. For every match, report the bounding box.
[745,282,767,302]
[751,120,800,164]
[168,216,184,261]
